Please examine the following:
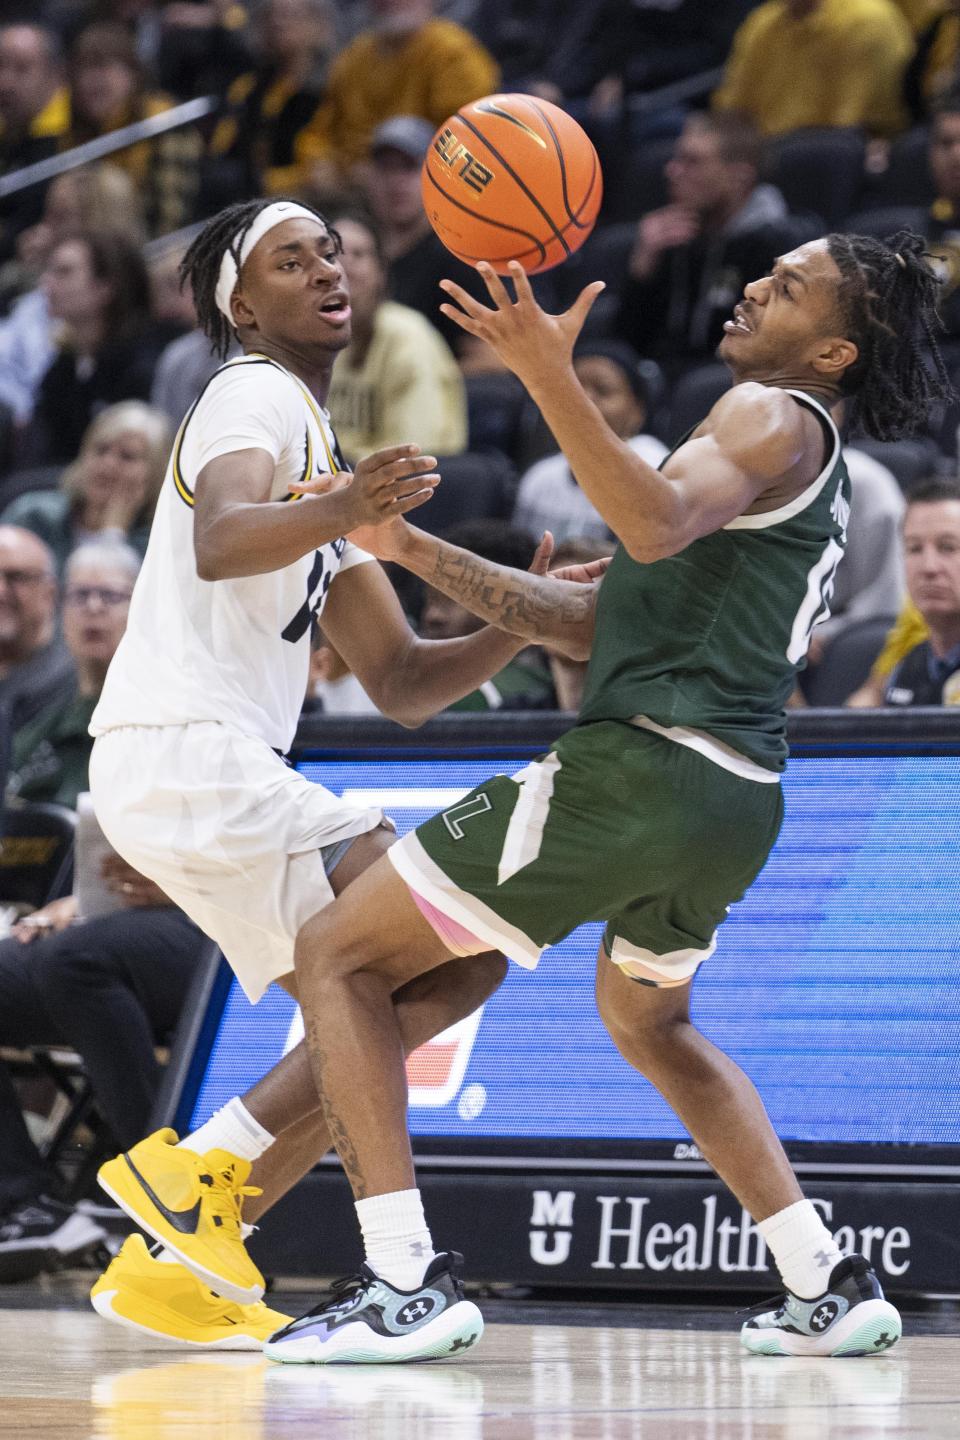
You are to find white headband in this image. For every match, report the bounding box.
[214,202,324,324]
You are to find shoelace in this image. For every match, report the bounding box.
[737,1293,788,1319]
[301,1271,369,1318]
[203,1166,262,1237]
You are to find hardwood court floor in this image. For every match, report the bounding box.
[2,1294,959,1439]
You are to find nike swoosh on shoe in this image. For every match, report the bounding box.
[124,1154,202,1234]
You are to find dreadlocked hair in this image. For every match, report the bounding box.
[826,230,955,442]
[179,196,334,358]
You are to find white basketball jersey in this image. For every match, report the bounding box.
[91,354,372,752]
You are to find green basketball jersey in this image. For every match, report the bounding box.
[577,389,850,771]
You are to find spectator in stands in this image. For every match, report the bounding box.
[904,1,960,122]
[152,0,253,101]
[206,0,335,205]
[27,230,160,467]
[0,166,145,439]
[362,115,490,357]
[2,402,171,574]
[847,597,928,704]
[65,22,202,237]
[875,478,960,704]
[614,112,806,376]
[328,213,467,461]
[0,839,206,1277]
[300,0,497,194]
[420,519,555,710]
[861,89,960,365]
[513,340,667,544]
[798,447,907,696]
[7,540,138,809]
[0,526,72,738]
[0,23,69,266]
[470,0,617,113]
[713,0,915,139]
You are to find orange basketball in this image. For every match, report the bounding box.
[421,93,603,275]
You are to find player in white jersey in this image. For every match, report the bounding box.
[87,197,606,1356]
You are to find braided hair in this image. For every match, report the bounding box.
[826,230,954,441]
[179,196,335,358]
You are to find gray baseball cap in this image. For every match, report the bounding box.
[370,115,435,164]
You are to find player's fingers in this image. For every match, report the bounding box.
[438,278,492,320]
[569,280,606,328]
[384,472,441,499]
[371,457,438,492]
[358,443,422,474]
[529,531,554,575]
[439,303,485,338]
[507,261,537,307]
[392,485,439,514]
[476,261,513,309]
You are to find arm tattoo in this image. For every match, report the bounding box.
[430,548,595,645]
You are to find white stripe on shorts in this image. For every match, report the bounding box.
[497,752,561,886]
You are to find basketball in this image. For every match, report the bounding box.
[420,93,602,275]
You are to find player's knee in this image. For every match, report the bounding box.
[598,992,691,1070]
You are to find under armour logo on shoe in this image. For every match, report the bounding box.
[449,1334,478,1352]
[814,1249,834,1268]
[400,1301,429,1322]
[810,1301,839,1332]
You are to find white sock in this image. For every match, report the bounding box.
[177,1097,275,1163]
[355,1188,435,1291]
[758,1199,844,1300]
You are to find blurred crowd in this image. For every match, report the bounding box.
[0,0,958,755]
[4,0,960,1274]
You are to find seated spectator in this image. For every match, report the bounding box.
[904,2,960,122]
[6,539,138,809]
[362,116,492,358]
[0,833,205,1276]
[713,0,914,139]
[0,166,145,437]
[26,231,160,467]
[152,0,254,101]
[328,213,467,461]
[64,23,202,237]
[876,478,960,704]
[207,0,335,204]
[3,402,171,574]
[0,23,69,266]
[615,113,805,376]
[542,536,614,712]
[471,0,617,113]
[799,447,907,693]
[299,0,498,194]
[860,88,960,366]
[0,526,73,738]
[421,519,556,711]
[847,596,928,704]
[513,341,667,544]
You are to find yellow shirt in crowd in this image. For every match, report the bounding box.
[714,0,915,137]
[297,18,498,172]
[893,0,942,31]
[328,301,468,464]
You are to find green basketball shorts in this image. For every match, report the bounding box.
[388,719,784,986]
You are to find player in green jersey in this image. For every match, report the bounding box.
[146,230,956,1361]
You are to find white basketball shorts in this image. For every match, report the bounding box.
[89,722,384,1002]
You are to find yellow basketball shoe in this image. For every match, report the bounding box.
[91,1235,292,1349]
[97,1128,264,1304]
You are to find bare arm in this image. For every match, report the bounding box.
[343,520,601,662]
[439,265,813,561]
[319,559,528,728]
[193,443,439,580]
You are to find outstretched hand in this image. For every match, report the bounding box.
[439,262,605,387]
[288,443,439,531]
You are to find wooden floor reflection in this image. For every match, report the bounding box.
[2,1311,958,1438]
